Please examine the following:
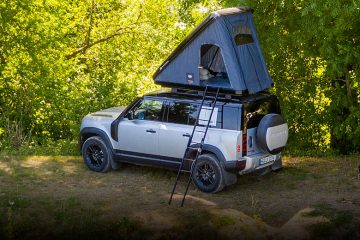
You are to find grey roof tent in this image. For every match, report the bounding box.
[153,7,273,94]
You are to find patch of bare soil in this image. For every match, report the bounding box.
[0,154,359,239]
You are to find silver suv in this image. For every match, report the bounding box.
[79,89,288,193]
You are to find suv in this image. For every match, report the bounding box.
[79,89,288,193]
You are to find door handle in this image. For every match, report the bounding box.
[182,133,191,137]
[146,129,156,133]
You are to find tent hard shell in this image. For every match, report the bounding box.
[153,7,273,94]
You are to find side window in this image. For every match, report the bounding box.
[223,106,240,131]
[133,99,164,121]
[233,24,254,45]
[188,104,199,125]
[166,101,233,129]
[167,101,200,125]
[167,102,190,124]
[188,103,221,128]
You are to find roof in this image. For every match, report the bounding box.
[153,7,253,79]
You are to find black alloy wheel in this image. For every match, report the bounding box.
[195,162,216,187]
[82,136,112,172]
[86,144,104,168]
[192,154,225,193]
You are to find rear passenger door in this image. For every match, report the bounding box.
[158,101,198,159]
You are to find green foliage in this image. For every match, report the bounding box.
[3,139,79,156]
[0,0,359,154]
[0,0,191,148]
[224,0,360,153]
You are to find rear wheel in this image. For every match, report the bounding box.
[82,136,112,172]
[192,154,225,193]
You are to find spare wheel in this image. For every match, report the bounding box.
[256,114,288,155]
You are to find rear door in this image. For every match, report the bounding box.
[158,100,198,159]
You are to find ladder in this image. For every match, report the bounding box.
[169,86,220,206]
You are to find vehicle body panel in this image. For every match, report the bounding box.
[79,91,285,175]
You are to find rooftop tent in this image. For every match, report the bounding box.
[152,7,273,94]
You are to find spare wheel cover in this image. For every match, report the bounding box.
[256,114,288,155]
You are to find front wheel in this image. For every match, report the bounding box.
[192,154,225,193]
[82,136,112,173]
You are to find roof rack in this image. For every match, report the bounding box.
[171,87,246,100]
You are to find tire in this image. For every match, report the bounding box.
[192,154,225,193]
[256,114,288,155]
[82,136,112,173]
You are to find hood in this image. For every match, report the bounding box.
[89,106,126,119]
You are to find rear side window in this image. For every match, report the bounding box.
[222,106,240,131]
[166,100,241,131]
[188,104,199,125]
[167,102,199,125]
[167,102,190,124]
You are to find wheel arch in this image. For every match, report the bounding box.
[188,143,226,164]
[79,127,114,153]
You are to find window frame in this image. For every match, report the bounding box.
[164,99,199,126]
[130,97,166,122]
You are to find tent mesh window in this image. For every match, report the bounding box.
[233,24,254,45]
[199,44,231,88]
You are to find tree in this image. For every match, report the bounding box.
[223,0,360,153]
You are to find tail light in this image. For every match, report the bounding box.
[242,133,247,156]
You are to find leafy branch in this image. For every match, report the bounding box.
[66,5,144,59]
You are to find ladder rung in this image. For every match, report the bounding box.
[198,118,210,121]
[181,170,191,173]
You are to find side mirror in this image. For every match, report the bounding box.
[127,111,134,120]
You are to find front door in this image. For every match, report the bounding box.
[117,99,164,156]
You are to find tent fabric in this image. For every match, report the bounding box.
[153,7,273,94]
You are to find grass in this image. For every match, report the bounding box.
[212,215,237,228]
[305,203,359,239]
[1,140,79,156]
[0,153,359,239]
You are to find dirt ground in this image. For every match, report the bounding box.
[0,154,359,239]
